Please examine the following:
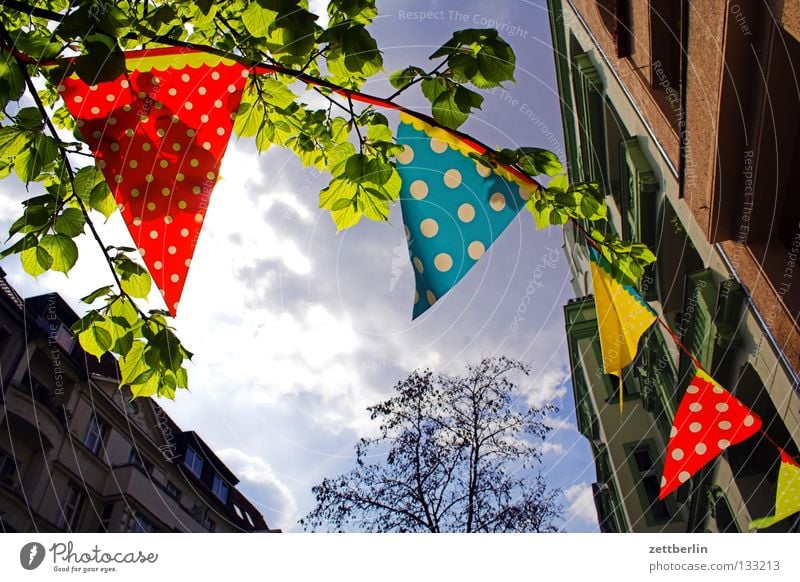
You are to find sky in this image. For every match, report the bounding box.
[0,0,599,532]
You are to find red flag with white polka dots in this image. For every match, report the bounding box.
[60,48,250,315]
[659,369,761,499]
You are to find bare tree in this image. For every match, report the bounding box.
[301,357,562,532]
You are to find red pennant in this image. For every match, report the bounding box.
[660,370,761,499]
[60,49,249,314]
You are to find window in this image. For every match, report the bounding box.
[0,327,10,356]
[53,324,75,353]
[98,503,115,532]
[56,483,84,530]
[233,504,243,520]
[128,448,153,474]
[0,448,17,483]
[631,448,671,522]
[83,414,107,456]
[203,515,216,532]
[128,448,143,467]
[166,481,181,502]
[212,475,229,503]
[132,512,155,533]
[245,512,254,528]
[184,446,203,477]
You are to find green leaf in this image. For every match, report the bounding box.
[242,1,279,38]
[420,77,448,103]
[366,122,393,144]
[20,245,53,277]
[0,126,30,159]
[151,328,183,371]
[328,0,378,24]
[475,42,515,87]
[344,153,369,180]
[11,31,62,61]
[453,85,484,112]
[528,198,551,229]
[631,243,656,264]
[129,368,160,398]
[0,233,38,259]
[431,90,469,129]
[547,174,568,193]
[108,297,140,326]
[364,158,392,185]
[52,106,75,131]
[15,107,43,130]
[319,177,358,209]
[74,41,126,85]
[326,142,356,177]
[388,66,425,89]
[89,182,117,219]
[39,234,78,273]
[115,258,152,299]
[233,98,266,138]
[54,207,85,237]
[9,204,50,236]
[73,166,105,201]
[112,331,134,358]
[331,200,362,230]
[516,148,564,177]
[0,50,25,111]
[81,285,113,304]
[14,135,58,183]
[70,309,104,334]
[120,340,148,386]
[261,77,297,109]
[77,323,112,359]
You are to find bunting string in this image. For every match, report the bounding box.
[4,39,797,528]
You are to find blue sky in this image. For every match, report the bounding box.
[0,0,599,531]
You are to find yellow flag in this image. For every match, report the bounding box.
[589,248,656,410]
[749,451,800,530]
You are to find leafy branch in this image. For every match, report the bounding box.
[0,0,655,403]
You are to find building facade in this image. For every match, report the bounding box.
[0,269,274,533]
[550,0,800,531]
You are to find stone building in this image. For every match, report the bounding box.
[550,0,799,531]
[0,268,275,532]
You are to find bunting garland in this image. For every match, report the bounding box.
[749,450,800,530]
[659,370,762,499]
[588,247,656,410]
[395,113,536,318]
[60,48,249,315]
[10,42,799,527]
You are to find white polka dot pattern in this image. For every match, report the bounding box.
[660,370,762,500]
[60,54,250,315]
[396,116,534,319]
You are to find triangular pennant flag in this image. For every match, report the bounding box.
[588,246,656,408]
[395,113,537,317]
[660,369,762,499]
[749,450,800,530]
[59,48,249,314]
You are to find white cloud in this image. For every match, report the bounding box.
[217,448,298,531]
[540,442,565,456]
[563,483,598,528]
[522,366,569,408]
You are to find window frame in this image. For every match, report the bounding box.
[184,446,203,478]
[83,414,108,456]
[212,474,229,503]
[57,483,84,530]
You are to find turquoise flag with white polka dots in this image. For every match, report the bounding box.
[396,114,536,318]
